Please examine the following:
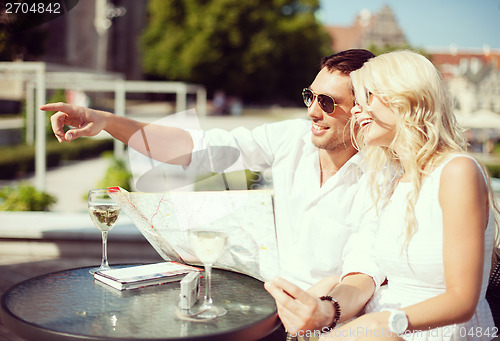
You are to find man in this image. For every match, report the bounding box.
[43,49,382,336]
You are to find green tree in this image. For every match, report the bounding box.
[141,0,331,102]
[0,9,47,60]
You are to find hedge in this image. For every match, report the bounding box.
[0,138,114,179]
[486,163,500,179]
[0,183,57,211]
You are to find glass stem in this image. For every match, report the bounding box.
[204,264,213,306]
[101,231,109,268]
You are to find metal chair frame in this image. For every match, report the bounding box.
[487,251,500,329]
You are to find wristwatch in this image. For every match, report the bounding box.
[383,309,408,335]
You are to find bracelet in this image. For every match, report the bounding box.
[319,295,341,332]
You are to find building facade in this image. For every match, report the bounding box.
[42,0,147,80]
[432,48,500,115]
[325,5,407,52]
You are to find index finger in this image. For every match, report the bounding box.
[267,277,317,305]
[40,102,75,113]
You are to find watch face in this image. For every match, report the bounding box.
[393,312,408,334]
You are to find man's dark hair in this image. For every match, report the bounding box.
[321,49,375,75]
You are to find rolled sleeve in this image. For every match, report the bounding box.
[185,128,206,154]
[340,176,386,287]
[184,120,310,173]
[183,128,207,171]
[340,218,385,287]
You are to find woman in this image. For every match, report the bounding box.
[315,50,499,340]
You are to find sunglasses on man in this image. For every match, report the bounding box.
[302,88,338,115]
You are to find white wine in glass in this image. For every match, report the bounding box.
[188,229,227,319]
[88,189,121,274]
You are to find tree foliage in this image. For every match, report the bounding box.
[140,0,331,102]
[0,8,47,60]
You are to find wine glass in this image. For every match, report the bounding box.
[187,229,228,319]
[88,189,121,274]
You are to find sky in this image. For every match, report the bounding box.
[319,0,500,50]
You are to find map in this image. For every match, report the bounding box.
[110,187,280,281]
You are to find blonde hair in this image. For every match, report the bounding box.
[350,50,499,252]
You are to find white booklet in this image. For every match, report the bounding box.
[94,262,201,291]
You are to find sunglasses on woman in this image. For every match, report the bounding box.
[302,88,338,115]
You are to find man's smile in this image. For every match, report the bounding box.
[311,122,330,135]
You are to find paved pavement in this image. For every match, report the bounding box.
[38,157,111,212]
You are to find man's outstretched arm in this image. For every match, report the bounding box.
[42,102,194,166]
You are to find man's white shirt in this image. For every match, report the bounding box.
[187,119,384,290]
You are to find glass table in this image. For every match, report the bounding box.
[1,265,279,341]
